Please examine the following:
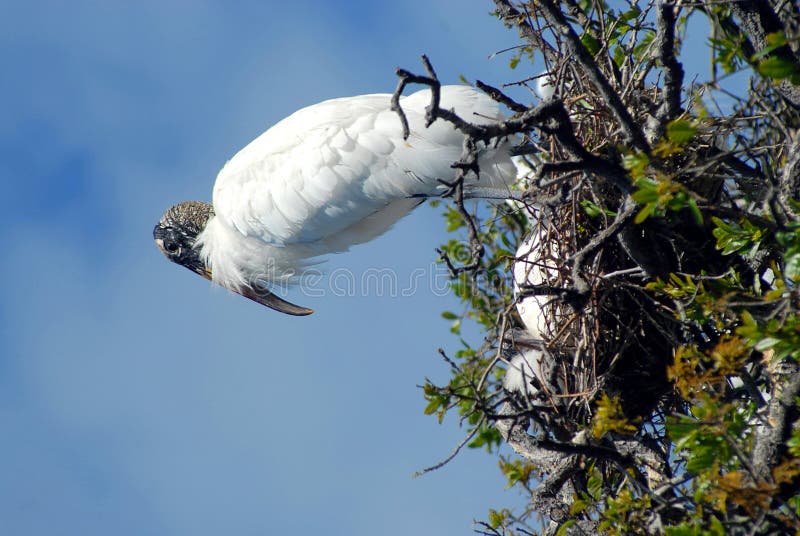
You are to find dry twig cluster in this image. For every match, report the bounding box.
[400,0,800,533]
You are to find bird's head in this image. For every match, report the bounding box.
[153,201,214,280]
[153,201,314,316]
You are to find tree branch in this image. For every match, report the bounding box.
[722,0,800,109]
[536,0,651,153]
[492,0,560,65]
[646,0,685,142]
[779,132,800,220]
[391,55,440,140]
[752,359,800,482]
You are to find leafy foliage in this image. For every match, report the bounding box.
[416,0,800,534]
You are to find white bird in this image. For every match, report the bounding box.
[153,86,517,314]
[503,347,546,397]
[536,71,556,100]
[513,219,563,339]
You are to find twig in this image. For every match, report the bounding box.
[476,314,510,395]
[778,133,800,220]
[391,55,440,140]
[413,415,486,477]
[492,0,560,65]
[536,0,651,153]
[646,0,686,142]
[569,198,638,297]
[476,79,528,113]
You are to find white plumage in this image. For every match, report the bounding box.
[503,348,546,397]
[513,220,563,339]
[154,86,518,314]
[204,86,516,284]
[536,71,555,100]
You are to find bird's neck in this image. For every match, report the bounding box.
[196,216,312,291]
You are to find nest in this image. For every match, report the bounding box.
[509,193,676,428]
[502,66,729,434]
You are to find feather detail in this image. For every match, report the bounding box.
[198,86,517,291]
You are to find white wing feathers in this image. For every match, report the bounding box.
[211,86,516,248]
[197,86,517,290]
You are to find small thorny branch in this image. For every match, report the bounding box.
[392,56,499,276]
[413,414,487,478]
[392,55,640,281]
[391,54,441,140]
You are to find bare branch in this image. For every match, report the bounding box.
[779,132,800,219]
[492,0,560,65]
[752,359,800,482]
[391,55,440,140]
[414,415,486,477]
[476,79,528,113]
[536,0,651,152]
[646,0,685,142]
[719,0,800,109]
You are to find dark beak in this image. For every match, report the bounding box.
[238,284,314,316]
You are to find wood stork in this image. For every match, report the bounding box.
[536,71,555,100]
[503,348,545,397]
[153,86,517,315]
[513,221,563,339]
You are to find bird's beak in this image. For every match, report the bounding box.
[198,267,213,280]
[187,261,312,316]
[238,284,314,316]
[155,236,312,315]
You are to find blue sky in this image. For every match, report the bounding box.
[0,2,534,534]
[0,2,732,534]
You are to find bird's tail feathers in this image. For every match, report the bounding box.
[396,85,536,199]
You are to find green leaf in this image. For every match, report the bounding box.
[612,44,625,67]
[445,216,464,232]
[556,520,576,536]
[685,440,723,472]
[665,526,701,536]
[785,251,800,281]
[423,398,441,415]
[711,216,765,256]
[631,178,659,203]
[766,31,788,47]
[754,337,781,351]
[666,119,697,144]
[635,202,656,224]
[688,198,703,225]
[488,509,503,529]
[450,318,462,334]
[668,420,697,444]
[751,32,788,61]
[623,152,650,177]
[632,188,659,204]
[619,6,642,23]
[709,515,726,535]
[581,33,601,56]
[757,56,800,80]
[441,311,458,320]
[468,426,501,451]
[581,200,603,217]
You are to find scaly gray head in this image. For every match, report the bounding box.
[153,201,313,316]
[153,201,214,279]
